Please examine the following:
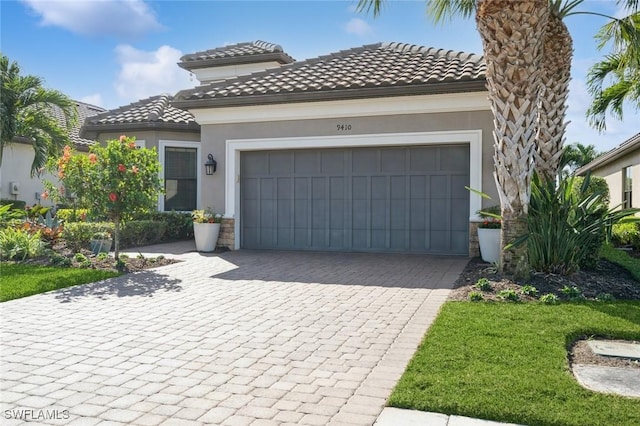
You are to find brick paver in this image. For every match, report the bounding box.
[0,250,467,425]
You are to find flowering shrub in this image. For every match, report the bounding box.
[45,135,162,260]
[192,208,222,224]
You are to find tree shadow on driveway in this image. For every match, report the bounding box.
[54,269,182,303]
[211,250,468,289]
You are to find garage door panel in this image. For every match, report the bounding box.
[451,174,469,199]
[322,151,345,174]
[241,146,469,254]
[294,151,317,173]
[381,149,406,172]
[430,175,448,198]
[410,147,437,171]
[441,146,470,171]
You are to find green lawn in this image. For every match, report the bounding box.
[389,301,640,426]
[601,244,640,281]
[1,263,120,302]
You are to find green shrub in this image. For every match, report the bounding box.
[520,285,539,296]
[474,277,493,291]
[519,174,634,275]
[469,291,484,301]
[539,294,559,304]
[560,285,583,300]
[55,208,89,223]
[119,220,166,248]
[611,222,640,248]
[0,227,43,260]
[0,204,26,228]
[136,211,193,241]
[0,199,27,210]
[62,222,114,251]
[497,289,520,302]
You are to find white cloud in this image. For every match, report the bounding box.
[79,94,104,107]
[114,44,193,103]
[20,0,163,39]
[345,18,373,37]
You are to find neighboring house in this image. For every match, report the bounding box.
[80,40,496,256]
[0,101,105,207]
[577,132,640,209]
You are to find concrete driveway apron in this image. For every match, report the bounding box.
[1,250,467,426]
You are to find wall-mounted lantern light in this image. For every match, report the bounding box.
[205,154,217,175]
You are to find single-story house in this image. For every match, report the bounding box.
[81,40,497,256]
[577,132,640,209]
[0,101,105,207]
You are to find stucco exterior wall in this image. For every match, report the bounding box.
[198,109,497,217]
[1,143,63,207]
[590,149,640,209]
[94,130,201,152]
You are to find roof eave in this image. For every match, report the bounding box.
[576,134,640,175]
[11,135,91,152]
[173,80,487,110]
[80,122,201,140]
[178,52,294,71]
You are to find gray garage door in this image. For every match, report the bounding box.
[241,145,469,254]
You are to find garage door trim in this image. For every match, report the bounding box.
[226,130,483,250]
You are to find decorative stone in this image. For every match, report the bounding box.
[587,340,640,360]
[572,364,640,398]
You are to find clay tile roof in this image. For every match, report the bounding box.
[49,101,105,148]
[179,40,295,71]
[174,42,486,109]
[79,94,199,140]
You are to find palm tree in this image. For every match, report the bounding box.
[587,11,640,131]
[359,0,548,274]
[358,0,639,273]
[560,142,600,174]
[1,54,76,176]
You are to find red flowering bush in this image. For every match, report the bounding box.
[45,135,162,259]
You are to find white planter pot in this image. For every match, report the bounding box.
[477,228,500,264]
[193,222,220,252]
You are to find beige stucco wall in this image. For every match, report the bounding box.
[1,143,60,207]
[590,149,640,209]
[198,110,497,216]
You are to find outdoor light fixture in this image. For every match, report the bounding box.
[205,153,217,175]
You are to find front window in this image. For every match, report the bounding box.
[164,147,197,211]
[623,166,632,209]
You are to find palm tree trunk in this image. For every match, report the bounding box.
[536,13,573,180]
[476,0,548,275]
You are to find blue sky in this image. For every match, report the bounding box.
[1,0,638,152]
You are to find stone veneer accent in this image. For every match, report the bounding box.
[218,218,235,249]
[217,218,481,255]
[469,222,480,258]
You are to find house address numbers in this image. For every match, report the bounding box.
[336,124,352,131]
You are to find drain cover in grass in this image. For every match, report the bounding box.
[587,340,640,360]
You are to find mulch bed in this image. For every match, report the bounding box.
[450,257,640,302]
[25,240,178,273]
[451,257,640,370]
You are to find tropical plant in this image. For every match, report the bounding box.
[560,142,600,175]
[0,54,77,175]
[0,227,43,260]
[512,173,638,275]
[0,203,25,227]
[44,136,163,260]
[587,11,640,131]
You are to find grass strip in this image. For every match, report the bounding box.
[601,244,640,281]
[389,301,640,426]
[1,263,120,302]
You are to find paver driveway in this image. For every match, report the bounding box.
[1,250,467,426]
